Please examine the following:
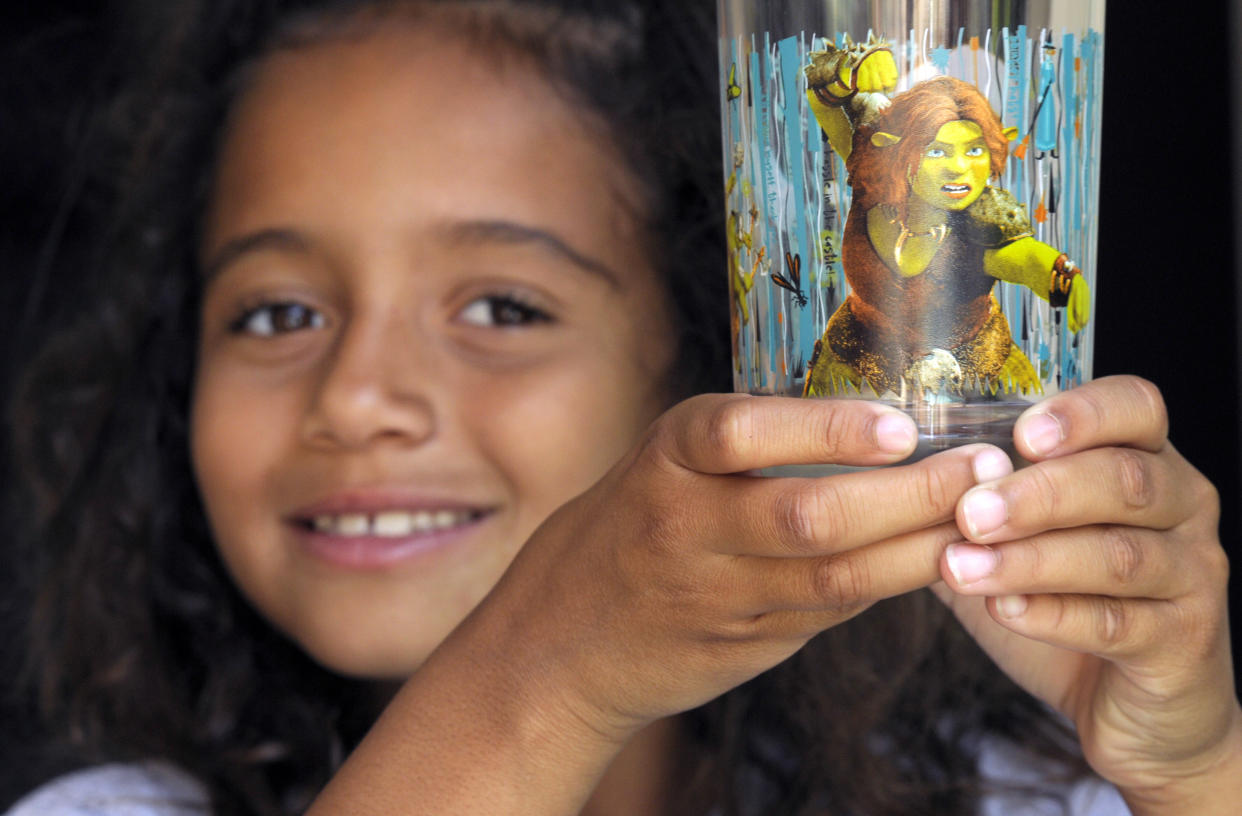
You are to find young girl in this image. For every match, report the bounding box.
[3,1,1237,814]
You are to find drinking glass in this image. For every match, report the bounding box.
[718,0,1105,464]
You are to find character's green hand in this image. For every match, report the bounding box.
[1067,274,1090,333]
[855,48,897,95]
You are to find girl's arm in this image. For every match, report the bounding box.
[308,395,996,814]
[934,376,1242,814]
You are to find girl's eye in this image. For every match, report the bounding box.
[458,295,552,328]
[229,302,326,337]
[926,147,946,158]
[966,146,986,157]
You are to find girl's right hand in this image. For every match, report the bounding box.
[313,394,996,815]
[453,393,989,744]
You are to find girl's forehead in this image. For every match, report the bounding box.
[201,22,653,291]
[216,27,626,199]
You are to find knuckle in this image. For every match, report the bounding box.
[629,488,692,559]
[1072,383,1111,437]
[1096,597,1129,647]
[1181,599,1228,662]
[635,415,679,473]
[1125,377,1169,439]
[1020,463,1062,522]
[811,403,857,460]
[914,460,959,515]
[774,485,845,552]
[1200,539,1231,591]
[1114,450,1154,510]
[811,555,871,615]
[1100,526,1145,587]
[703,398,756,469]
[1191,474,1222,527]
[774,488,817,549]
[633,506,681,559]
[1011,537,1045,577]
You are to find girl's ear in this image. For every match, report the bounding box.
[870,131,902,148]
[1003,126,1019,142]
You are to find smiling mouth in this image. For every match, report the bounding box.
[298,508,492,538]
[941,184,972,199]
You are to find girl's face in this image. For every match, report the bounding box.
[910,119,991,212]
[192,24,675,679]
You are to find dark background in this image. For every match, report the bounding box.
[2,0,1240,691]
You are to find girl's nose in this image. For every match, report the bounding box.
[299,309,437,451]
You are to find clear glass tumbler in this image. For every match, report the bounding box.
[718,0,1105,463]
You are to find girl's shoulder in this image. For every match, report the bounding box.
[4,761,209,816]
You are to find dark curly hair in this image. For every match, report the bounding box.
[2,2,1088,814]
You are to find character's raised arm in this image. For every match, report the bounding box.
[804,36,898,161]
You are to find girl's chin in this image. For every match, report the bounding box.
[300,630,436,682]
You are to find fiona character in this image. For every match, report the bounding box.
[802,41,1090,398]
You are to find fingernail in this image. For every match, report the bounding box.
[1019,412,1064,457]
[874,411,916,454]
[962,488,1007,537]
[996,594,1028,619]
[946,543,998,585]
[971,448,1013,483]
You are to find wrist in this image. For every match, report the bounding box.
[1120,707,1242,816]
[310,613,626,815]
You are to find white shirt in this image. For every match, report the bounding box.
[4,762,209,816]
[7,746,1132,815]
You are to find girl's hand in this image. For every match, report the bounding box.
[472,393,986,743]
[933,375,1242,815]
[318,395,992,814]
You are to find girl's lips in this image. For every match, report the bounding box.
[941,183,972,200]
[290,508,496,569]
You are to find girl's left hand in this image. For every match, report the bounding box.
[933,375,1242,814]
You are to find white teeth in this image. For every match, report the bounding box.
[373,511,414,537]
[308,510,475,537]
[337,513,370,537]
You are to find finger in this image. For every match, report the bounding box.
[657,393,918,475]
[719,443,990,557]
[941,525,1191,601]
[956,446,1197,543]
[982,592,1171,662]
[736,521,963,616]
[1012,375,1169,461]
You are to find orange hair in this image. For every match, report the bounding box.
[847,76,1010,215]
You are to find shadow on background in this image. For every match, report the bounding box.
[1096,0,1240,678]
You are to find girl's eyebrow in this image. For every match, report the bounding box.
[201,221,624,290]
[443,219,622,289]
[201,227,309,283]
